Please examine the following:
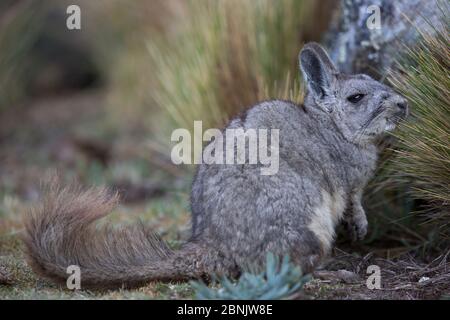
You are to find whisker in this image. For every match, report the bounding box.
[355,106,387,144]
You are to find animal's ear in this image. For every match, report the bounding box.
[299,43,338,111]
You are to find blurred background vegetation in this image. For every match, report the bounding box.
[0,0,448,299]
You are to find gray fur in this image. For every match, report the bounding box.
[190,42,408,274]
[24,43,408,288]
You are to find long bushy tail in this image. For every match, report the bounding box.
[23,181,207,289]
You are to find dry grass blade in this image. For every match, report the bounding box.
[387,6,450,236]
[148,0,333,153]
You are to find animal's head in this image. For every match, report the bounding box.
[299,42,408,146]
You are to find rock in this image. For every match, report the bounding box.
[325,0,443,78]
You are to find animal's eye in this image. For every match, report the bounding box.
[347,94,365,103]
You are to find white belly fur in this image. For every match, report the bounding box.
[308,189,346,253]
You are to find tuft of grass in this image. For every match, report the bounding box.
[0,1,45,110]
[148,0,333,149]
[387,7,450,236]
[191,253,311,300]
[85,0,186,133]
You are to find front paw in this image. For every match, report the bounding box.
[352,216,368,241]
[354,218,368,241]
[344,217,367,242]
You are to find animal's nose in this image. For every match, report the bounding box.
[397,101,408,111]
[392,95,409,115]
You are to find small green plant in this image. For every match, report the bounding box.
[191,253,311,300]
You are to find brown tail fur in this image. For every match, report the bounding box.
[23,181,208,289]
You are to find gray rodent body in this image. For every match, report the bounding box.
[24,43,408,288]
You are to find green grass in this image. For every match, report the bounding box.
[355,5,450,253]
[387,6,450,237]
[150,0,308,127]
[145,0,333,154]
